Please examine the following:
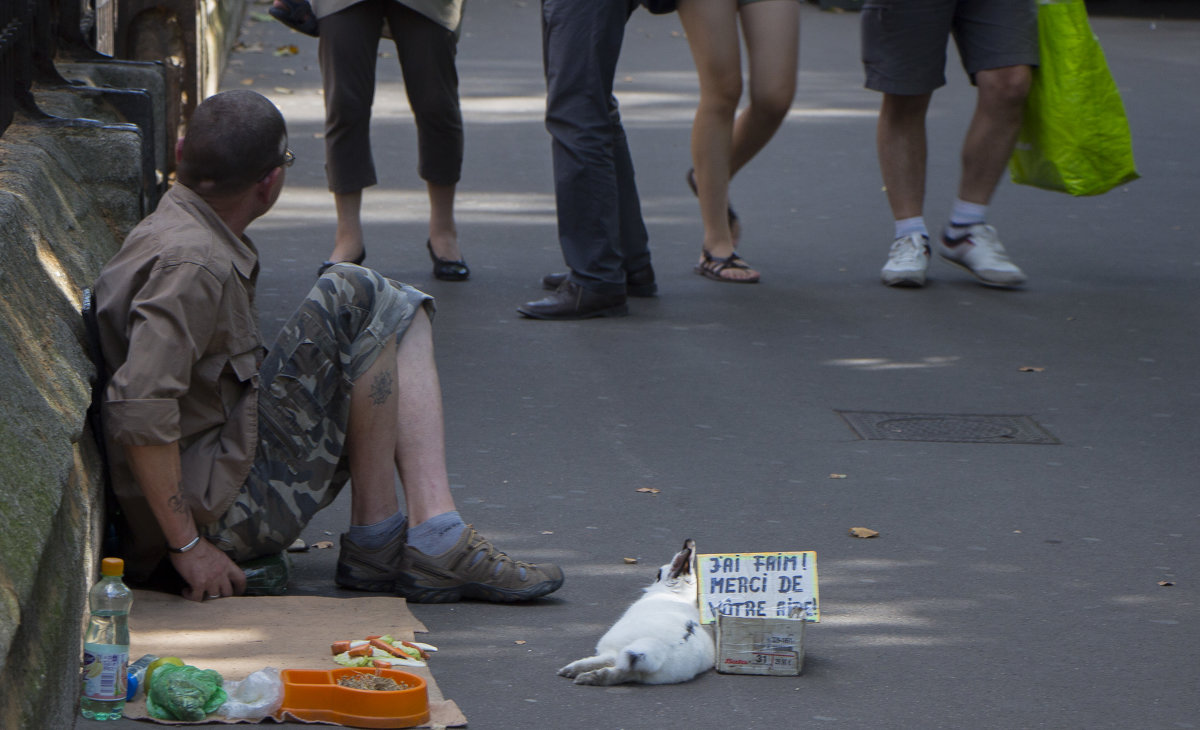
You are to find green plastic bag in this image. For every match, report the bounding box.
[1009,0,1138,196]
[145,664,227,721]
[239,552,292,596]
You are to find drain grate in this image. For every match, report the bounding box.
[836,410,1060,445]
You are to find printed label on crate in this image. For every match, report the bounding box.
[697,551,818,624]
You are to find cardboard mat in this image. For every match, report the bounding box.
[122,590,467,727]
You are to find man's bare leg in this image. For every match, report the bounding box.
[390,307,456,526]
[346,335,402,527]
[383,308,564,602]
[876,92,932,221]
[958,65,1032,205]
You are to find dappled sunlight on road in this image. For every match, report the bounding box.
[823,356,961,370]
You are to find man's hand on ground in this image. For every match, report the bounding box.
[171,539,247,602]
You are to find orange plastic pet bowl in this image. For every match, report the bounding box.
[279,667,430,729]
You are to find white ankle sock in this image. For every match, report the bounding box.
[947,198,987,236]
[348,509,407,549]
[408,510,466,556]
[894,216,928,240]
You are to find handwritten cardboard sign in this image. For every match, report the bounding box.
[697,551,819,624]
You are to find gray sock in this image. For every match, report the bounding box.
[347,509,406,550]
[408,511,467,556]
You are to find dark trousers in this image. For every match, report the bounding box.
[318,1,464,193]
[542,0,651,295]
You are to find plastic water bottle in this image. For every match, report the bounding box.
[80,557,133,720]
[125,653,158,701]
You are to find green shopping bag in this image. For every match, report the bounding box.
[1009,0,1139,196]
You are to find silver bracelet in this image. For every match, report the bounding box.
[168,535,202,554]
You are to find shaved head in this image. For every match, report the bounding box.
[177,90,287,196]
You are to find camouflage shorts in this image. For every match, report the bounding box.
[203,265,433,561]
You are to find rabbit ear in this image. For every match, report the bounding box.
[667,539,696,580]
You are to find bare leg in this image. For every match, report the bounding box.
[390,308,455,526]
[729,0,799,176]
[346,336,401,526]
[678,0,755,278]
[876,92,932,221]
[329,190,366,263]
[426,181,462,261]
[958,65,1032,205]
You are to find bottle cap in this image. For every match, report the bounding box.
[101,557,125,576]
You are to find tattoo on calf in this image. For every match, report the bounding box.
[369,371,393,406]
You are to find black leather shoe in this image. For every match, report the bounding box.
[541,264,657,298]
[428,240,469,281]
[518,280,628,320]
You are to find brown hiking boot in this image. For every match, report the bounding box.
[395,526,564,603]
[335,523,408,592]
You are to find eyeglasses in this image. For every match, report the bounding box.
[258,148,295,182]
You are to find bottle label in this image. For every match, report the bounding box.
[82,643,128,701]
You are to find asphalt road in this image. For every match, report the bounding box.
[81,2,1199,728]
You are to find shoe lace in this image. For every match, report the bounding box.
[465,530,529,580]
[889,234,929,265]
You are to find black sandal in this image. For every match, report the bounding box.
[427,240,469,281]
[317,249,365,277]
[686,168,740,239]
[694,250,760,284]
[269,0,319,37]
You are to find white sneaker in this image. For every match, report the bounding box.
[881,233,931,287]
[939,224,1027,288]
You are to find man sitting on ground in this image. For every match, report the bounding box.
[93,90,562,603]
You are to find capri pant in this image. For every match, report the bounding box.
[319,0,464,192]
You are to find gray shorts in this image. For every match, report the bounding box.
[861,0,1038,95]
[204,265,433,561]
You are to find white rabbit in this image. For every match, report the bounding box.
[558,539,715,686]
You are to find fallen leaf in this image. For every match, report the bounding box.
[829,473,848,479]
[540,531,554,535]
[250,12,273,22]
[274,44,299,57]
[1158,580,1175,587]
[274,87,294,95]
[849,527,879,539]
[312,540,335,549]
[636,487,660,494]
[623,558,638,564]
[282,68,296,76]
[514,640,527,645]
[240,78,255,86]
[1019,366,1045,373]
[623,75,634,82]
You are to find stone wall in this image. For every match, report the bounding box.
[0,110,139,730]
[0,1,246,724]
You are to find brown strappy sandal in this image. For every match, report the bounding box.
[694,250,760,284]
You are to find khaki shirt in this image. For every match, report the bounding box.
[314,0,465,32]
[94,185,262,567]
